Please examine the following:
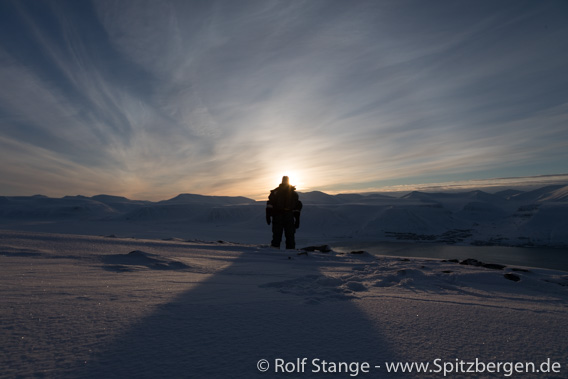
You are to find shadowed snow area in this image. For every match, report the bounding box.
[100,250,191,272]
[1,230,567,378]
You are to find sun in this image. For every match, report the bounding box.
[274,171,304,190]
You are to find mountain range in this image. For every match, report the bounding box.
[1,185,567,247]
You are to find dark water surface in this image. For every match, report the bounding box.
[333,241,568,272]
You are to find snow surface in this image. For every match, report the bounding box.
[1,230,567,378]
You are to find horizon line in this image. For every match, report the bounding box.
[2,173,567,202]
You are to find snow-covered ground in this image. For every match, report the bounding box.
[1,230,567,378]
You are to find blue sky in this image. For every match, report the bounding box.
[1,0,567,200]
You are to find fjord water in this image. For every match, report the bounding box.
[333,241,568,272]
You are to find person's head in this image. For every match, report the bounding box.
[281,176,289,185]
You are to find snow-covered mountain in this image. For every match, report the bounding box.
[1,185,567,247]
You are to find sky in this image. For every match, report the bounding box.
[1,0,567,201]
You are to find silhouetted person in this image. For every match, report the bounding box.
[266,176,302,249]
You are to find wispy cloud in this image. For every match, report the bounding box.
[0,0,567,199]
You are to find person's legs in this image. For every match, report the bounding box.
[271,214,284,248]
[283,213,296,249]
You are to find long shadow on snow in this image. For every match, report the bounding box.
[71,246,402,378]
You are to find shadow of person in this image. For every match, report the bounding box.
[71,246,400,378]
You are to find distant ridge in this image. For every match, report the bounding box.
[401,190,501,203]
[298,191,395,205]
[540,186,568,202]
[161,193,256,205]
[507,185,566,203]
[92,194,134,202]
[493,189,524,199]
[297,191,341,204]
[0,186,567,247]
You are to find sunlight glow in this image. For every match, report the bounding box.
[274,170,305,191]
